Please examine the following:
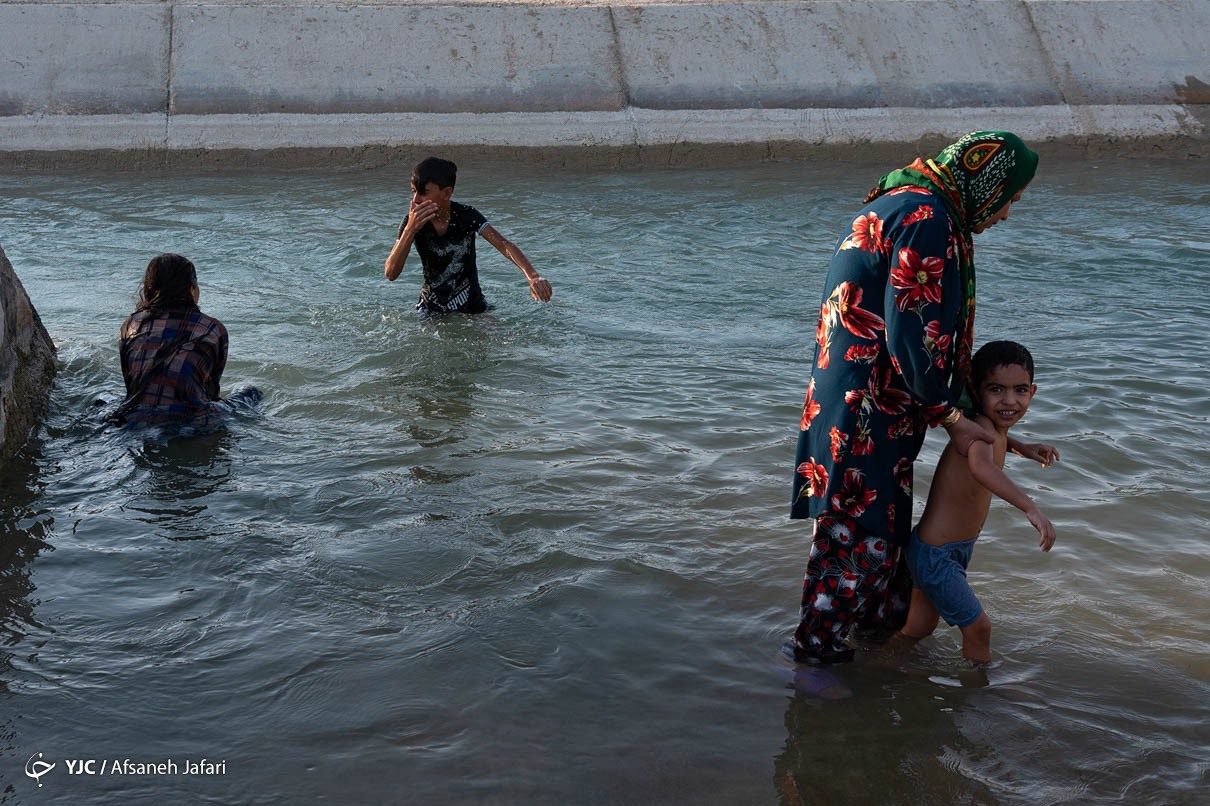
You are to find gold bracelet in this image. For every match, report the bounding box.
[939,408,962,427]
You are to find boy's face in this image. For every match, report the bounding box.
[410,181,452,209]
[976,363,1037,431]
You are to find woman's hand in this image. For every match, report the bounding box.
[944,413,994,456]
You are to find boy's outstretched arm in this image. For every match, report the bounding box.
[481,225,553,302]
[967,441,1057,551]
[1008,436,1060,468]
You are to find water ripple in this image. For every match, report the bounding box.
[1,158,1207,803]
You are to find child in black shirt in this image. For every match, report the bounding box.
[385,157,553,314]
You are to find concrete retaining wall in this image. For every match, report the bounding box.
[0,0,1207,164]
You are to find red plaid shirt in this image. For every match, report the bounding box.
[119,307,228,424]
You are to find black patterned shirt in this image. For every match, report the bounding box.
[398,201,490,313]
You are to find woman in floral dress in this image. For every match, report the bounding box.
[790,131,1042,663]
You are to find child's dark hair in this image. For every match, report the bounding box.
[412,157,457,191]
[136,253,197,312]
[972,340,1035,384]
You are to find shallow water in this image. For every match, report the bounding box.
[1,157,1208,804]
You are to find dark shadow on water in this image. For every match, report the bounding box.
[114,423,249,543]
[76,396,260,542]
[0,445,53,646]
[0,441,55,803]
[772,658,1001,805]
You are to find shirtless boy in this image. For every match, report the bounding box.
[896,340,1059,665]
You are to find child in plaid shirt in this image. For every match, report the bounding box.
[117,253,257,427]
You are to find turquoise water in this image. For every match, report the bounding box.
[1,157,1208,804]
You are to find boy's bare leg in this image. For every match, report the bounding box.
[888,589,939,656]
[900,589,940,639]
[958,612,992,665]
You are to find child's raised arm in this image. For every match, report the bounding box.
[967,441,1057,551]
[385,199,428,282]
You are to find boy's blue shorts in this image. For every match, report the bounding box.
[906,527,983,628]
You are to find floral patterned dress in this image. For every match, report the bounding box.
[790,187,964,660]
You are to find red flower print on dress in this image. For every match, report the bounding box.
[797,460,829,498]
[890,247,945,312]
[894,457,913,495]
[886,418,913,440]
[868,367,911,415]
[841,212,890,254]
[830,468,877,517]
[844,387,868,414]
[829,426,848,462]
[829,281,885,340]
[851,424,875,456]
[844,344,879,364]
[924,320,953,370]
[815,302,831,369]
[800,387,822,431]
[902,204,934,226]
[827,514,858,539]
[858,535,887,558]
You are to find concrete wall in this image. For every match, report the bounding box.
[0,245,57,463]
[0,0,1207,164]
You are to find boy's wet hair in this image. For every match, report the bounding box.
[412,157,457,191]
[972,340,1035,384]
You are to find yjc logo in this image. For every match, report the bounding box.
[25,753,55,787]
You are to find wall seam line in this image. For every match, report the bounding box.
[605,5,639,147]
[165,3,175,148]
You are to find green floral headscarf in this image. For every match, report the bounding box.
[865,131,1039,403]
